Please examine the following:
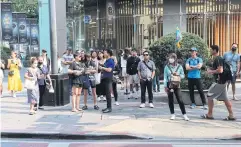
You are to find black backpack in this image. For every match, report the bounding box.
[219,57,232,83]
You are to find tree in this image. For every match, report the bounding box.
[2,0,39,18]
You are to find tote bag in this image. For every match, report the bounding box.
[24,70,35,90]
[95,73,101,85]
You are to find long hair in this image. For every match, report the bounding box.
[167,53,178,66]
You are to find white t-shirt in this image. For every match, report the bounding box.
[61,54,74,73]
[0,60,4,79]
[121,56,128,68]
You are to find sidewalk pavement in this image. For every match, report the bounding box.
[1,83,241,140]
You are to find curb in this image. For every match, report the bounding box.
[1,132,151,140]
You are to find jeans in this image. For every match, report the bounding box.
[39,84,46,107]
[112,82,118,101]
[188,78,206,105]
[167,88,186,114]
[152,75,160,91]
[103,78,112,108]
[140,79,153,103]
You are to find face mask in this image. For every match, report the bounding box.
[231,47,237,52]
[38,62,43,65]
[169,58,175,63]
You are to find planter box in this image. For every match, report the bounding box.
[174,89,208,106]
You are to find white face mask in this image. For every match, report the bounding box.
[169,58,175,63]
[32,63,38,68]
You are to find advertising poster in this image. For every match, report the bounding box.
[11,13,19,44]
[26,19,30,45]
[1,3,12,41]
[18,13,27,43]
[30,19,39,46]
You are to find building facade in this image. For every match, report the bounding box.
[67,0,241,55]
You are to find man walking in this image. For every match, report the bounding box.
[202,45,235,120]
[223,43,240,101]
[127,48,141,99]
[185,47,207,109]
[138,51,156,108]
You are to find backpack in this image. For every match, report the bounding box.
[217,57,232,83]
[167,65,181,89]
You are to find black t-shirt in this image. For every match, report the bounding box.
[69,61,85,79]
[212,56,225,84]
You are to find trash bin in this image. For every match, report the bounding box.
[43,73,70,106]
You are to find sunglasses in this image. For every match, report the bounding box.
[143,54,149,56]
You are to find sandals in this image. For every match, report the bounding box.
[223,116,236,121]
[201,114,214,120]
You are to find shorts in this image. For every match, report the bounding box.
[72,83,82,88]
[128,74,139,84]
[122,67,128,77]
[207,83,228,101]
[230,74,237,84]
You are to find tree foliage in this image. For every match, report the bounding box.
[149,32,213,89]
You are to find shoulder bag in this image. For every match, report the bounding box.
[167,65,181,89]
[24,69,35,90]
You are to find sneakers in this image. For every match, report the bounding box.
[183,114,190,121]
[149,103,154,108]
[170,114,176,120]
[102,96,106,101]
[115,101,119,106]
[97,97,101,102]
[111,94,114,98]
[94,105,99,110]
[190,103,196,109]
[139,103,145,108]
[82,105,88,110]
[233,96,239,101]
[12,93,16,98]
[203,105,208,110]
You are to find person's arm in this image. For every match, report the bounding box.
[68,63,76,74]
[17,59,22,68]
[7,59,11,69]
[0,61,5,69]
[195,58,203,69]
[179,66,185,79]
[185,59,195,71]
[101,61,114,73]
[151,61,156,79]
[163,66,168,88]
[236,55,240,76]
[208,57,223,74]
[137,62,142,79]
[24,69,34,80]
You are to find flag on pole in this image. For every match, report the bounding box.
[176,27,182,49]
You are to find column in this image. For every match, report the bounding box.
[49,0,67,74]
[39,0,51,55]
[163,0,186,35]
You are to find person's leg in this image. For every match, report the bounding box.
[188,78,196,105]
[140,80,146,104]
[152,76,156,91]
[71,87,77,111]
[76,88,82,111]
[167,91,174,114]
[207,99,214,117]
[92,87,97,105]
[231,75,237,100]
[112,82,118,102]
[38,85,46,107]
[174,88,186,114]
[156,75,160,92]
[147,80,153,104]
[196,79,207,105]
[224,100,234,118]
[82,88,88,110]
[104,78,112,110]
[69,78,73,95]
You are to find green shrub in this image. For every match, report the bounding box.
[150,32,214,89]
[0,46,11,65]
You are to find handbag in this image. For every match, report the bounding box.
[45,80,54,93]
[8,70,14,76]
[82,75,91,89]
[167,65,181,89]
[24,70,35,90]
[94,73,101,85]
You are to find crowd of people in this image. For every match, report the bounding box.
[0,43,240,121]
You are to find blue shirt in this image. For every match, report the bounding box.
[186,57,203,79]
[223,51,240,72]
[164,64,185,88]
[102,58,115,79]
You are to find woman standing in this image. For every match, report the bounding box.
[68,54,85,112]
[82,53,99,110]
[0,60,5,97]
[164,53,189,121]
[96,51,106,101]
[8,51,23,98]
[24,57,40,115]
[121,48,131,94]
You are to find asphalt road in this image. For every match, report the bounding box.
[1,139,241,147]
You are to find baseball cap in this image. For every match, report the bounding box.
[190,47,197,51]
